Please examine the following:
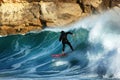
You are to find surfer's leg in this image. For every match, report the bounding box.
[62,43,65,52]
[67,42,74,51]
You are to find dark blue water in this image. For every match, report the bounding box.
[0,8,120,80]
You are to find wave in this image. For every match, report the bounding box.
[0,8,120,79]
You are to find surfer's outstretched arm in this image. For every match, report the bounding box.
[67,32,73,35]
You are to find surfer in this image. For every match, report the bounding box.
[59,31,74,54]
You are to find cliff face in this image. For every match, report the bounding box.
[0,0,120,35]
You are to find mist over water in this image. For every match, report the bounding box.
[0,8,120,80]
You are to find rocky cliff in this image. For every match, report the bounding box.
[0,0,120,35]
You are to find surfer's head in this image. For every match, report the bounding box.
[61,31,65,34]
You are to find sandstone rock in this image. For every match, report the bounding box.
[2,0,26,3]
[0,3,25,25]
[42,0,77,3]
[40,2,57,22]
[0,2,42,26]
[0,0,120,35]
[0,25,42,35]
[22,2,42,26]
[40,2,82,26]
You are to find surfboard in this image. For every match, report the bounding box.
[52,53,67,58]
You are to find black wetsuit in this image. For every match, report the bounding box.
[59,31,74,52]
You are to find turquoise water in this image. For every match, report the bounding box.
[0,8,120,80]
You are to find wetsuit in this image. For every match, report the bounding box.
[59,31,74,52]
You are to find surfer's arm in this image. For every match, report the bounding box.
[67,32,75,37]
[67,32,73,34]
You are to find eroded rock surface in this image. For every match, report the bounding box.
[0,0,120,35]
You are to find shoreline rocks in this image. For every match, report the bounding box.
[0,0,120,35]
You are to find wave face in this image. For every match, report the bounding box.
[0,8,120,79]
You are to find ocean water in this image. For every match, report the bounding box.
[0,8,120,80]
